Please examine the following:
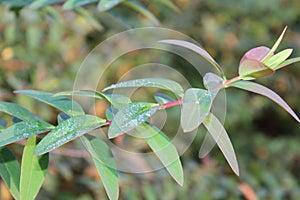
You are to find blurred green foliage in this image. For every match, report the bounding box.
[0,0,300,199]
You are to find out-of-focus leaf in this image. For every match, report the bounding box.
[103,78,184,97]
[29,0,63,9]
[203,113,239,175]
[0,120,54,147]
[106,106,118,121]
[265,49,293,69]
[238,59,274,80]
[55,90,131,109]
[12,116,23,124]
[0,0,34,7]
[20,136,48,200]
[14,90,84,116]
[240,46,271,63]
[0,146,20,200]
[156,0,180,13]
[230,80,300,123]
[62,0,97,9]
[181,88,216,132]
[74,7,103,31]
[203,73,223,91]
[0,118,7,130]
[136,124,184,186]
[98,0,124,12]
[274,57,300,70]
[82,135,119,200]
[57,112,71,123]
[0,101,37,121]
[108,102,159,139]
[159,40,226,79]
[124,0,160,25]
[35,115,106,155]
[154,93,175,104]
[262,26,287,62]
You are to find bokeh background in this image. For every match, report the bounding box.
[1,0,300,199]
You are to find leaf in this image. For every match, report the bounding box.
[274,57,300,70]
[136,124,184,186]
[35,115,107,155]
[238,59,274,80]
[108,102,159,139]
[14,90,84,116]
[262,26,287,62]
[103,78,184,97]
[82,135,119,200]
[74,7,104,31]
[0,0,34,7]
[156,0,180,13]
[203,73,223,91]
[20,136,49,200]
[106,106,118,121]
[154,93,175,104]
[240,46,271,63]
[202,113,239,175]
[55,90,131,109]
[0,120,54,147]
[0,118,7,130]
[123,0,160,25]
[0,146,20,200]
[181,88,216,132]
[265,49,293,69]
[62,0,97,9]
[0,101,37,121]
[57,112,71,123]
[229,80,300,123]
[29,0,64,8]
[159,40,226,79]
[98,0,124,12]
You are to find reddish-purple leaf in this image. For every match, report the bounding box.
[238,59,274,80]
[230,81,300,123]
[240,46,271,63]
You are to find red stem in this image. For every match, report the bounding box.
[160,99,183,109]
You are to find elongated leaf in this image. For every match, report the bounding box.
[203,113,239,175]
[230,81,300,123]
[63,0,97,9]
[0,0,34,6]
[0,101,37,121]
[265,49,293,69]
[57,112,71,123]
[136,124,184,185]
[238,59,274,80]
[274,57,300,70]
[82,135,119,200]
[0,118,7,130]
[35,115,107,155]
[0,120,54,147]
[124,0,160,25]
[156,0,180,13]
[108,103,159,139]
[154,93,175,104]
[181,88,216,132]
[20,136,49,200]
[103,78,184,97]
[74,7,104,31]
[203,73,223,91]
[98,0,124,11]
[0,146,20,200]
[55,90,131,109]
[29,0,63,8]
[14,90,84,116]
[262,26,287,62]
[159,40,225,79]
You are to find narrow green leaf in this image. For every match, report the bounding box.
[108,103,159,139]
[0,101,37,121]
[0,120,54,147]
[123,0,160,25]
[103,78,184,97]
[203,73,223,91]
[55,90,131,109]
[154,93,175,104]
[156,0,180,13]
[82,135,119,200]
[0,146,20,200]
[20,136,49,200]
[262,26,288,62]
[98,0,124,12]
[274,57,300,70]
[159,40,226,79]
[203,113,239,175]
[74,7,104,31]
[62,0,97,9]
[29,0,63,8]
[230,80,300,123]
[0,0,34,7]
[136,124,184,185]
[238,59,274,80]
[265,49,293,69]
[35,115,107,155]
[181,88,216,132]
[14,90,84,116]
